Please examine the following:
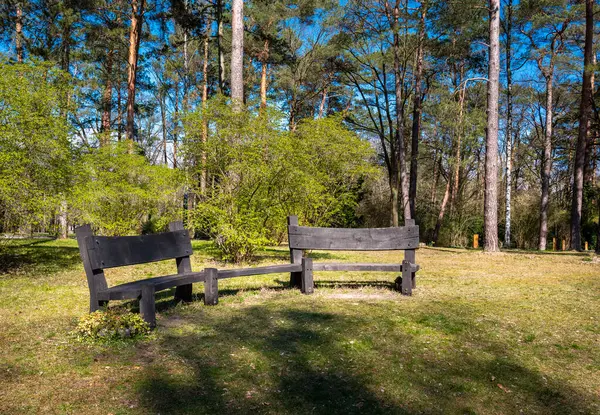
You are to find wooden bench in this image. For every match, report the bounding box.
[75,222,205,327]
[200,216,420,304]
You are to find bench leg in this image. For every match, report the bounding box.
[140,284,156,328]
[204,268,219,305]
[174,284,193,302]
[401,260,412,296]
[90,298,108,312]
[301,257,314,294]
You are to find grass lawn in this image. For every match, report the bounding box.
[0,238,599,414]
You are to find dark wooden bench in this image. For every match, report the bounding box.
[200,216,420,304]
[75,222,205,327]
[287,215,420,296]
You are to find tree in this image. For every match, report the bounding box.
[484,0,500,252]
[231,0,244,110]
[570,0,593,251]
[126,0,146,143]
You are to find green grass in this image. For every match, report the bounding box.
[1,239,599,414]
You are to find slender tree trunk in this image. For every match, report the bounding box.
[431,148,440,204]
[160,92,167,165]
[217,0,225,94]
[504,0,513,247]
[409,0,427,219]
[117,80,123,141]
[539,74,554,250]
[570,0,594,251]
[318,85,328,118]
[126,0,145,146]
[15,1,23,63]
[451,85,466,213]
[259,39,269,111]
[390,172,399,227]
[201,23,210,195]
[231,0,244,111]
[100,49,113,147]
[58,200,68,239]
[390,0,411,222]
[173,83,179,168]
[484,0,500,252]
[584,55,595,184]
[433,174,451,245]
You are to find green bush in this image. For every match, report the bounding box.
[184,97,376,261]
[74,309,150,342]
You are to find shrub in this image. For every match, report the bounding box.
[74,309,150,342]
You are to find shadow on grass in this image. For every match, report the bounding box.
[135,302,596,414]
[0,239,81,275]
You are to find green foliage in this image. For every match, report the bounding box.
[0,62,72,232]
[74,309,150,342]
[184,97,376,261]
[70,142,183,236]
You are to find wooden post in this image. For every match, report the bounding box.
[288,215,303,288]
[75,224,109,312]
[169,221,193,302]
[405,219,417,289]
[473,234,479,249]
[301,257,314,294]
[204,268,218,305]
[140,284,156,328]
[552,237,557,251]
[562,239,566,251]
[585,241,588,251]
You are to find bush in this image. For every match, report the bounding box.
[74,309,150,342]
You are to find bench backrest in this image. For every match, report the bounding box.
[75,222,192,309]
[287,217,419,251]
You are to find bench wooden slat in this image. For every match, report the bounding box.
[312,263,420,272]
[288,225,419,251]
[96,271,206,301]
[85,230,193,270]
[217,263,302,279]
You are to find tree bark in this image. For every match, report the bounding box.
[484,0,500,252]
[126,0,145,146]
[100,49,113,147]
[58,200,68,239]
[433,174,451,245]
[231,0,244,111]
[570,0,593,251]
[409,0,427,219]
[389,0,411,222]
[201,23,210,195]
[259,39,269,111]
[217,0,226,94]
[318,86,328,118]
[15,1,23,63]
[504,0,513,248]
[538,68,554,250]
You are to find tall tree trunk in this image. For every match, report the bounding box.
[160,92,167,165]
[126,0,145,146]
[584,54,595,184]
[539,74,554,250]
[451,84,466,213]
[100,49,113,147]
[117,80,123,141]
[259,39,269,111]
[230,0,244,111]
[15,1,23,63]
[58,200,68,239]
[570,0,594,251]
[409,0,427,219]
[201,23,210,195]
[217,0,225,94]
[389,0,411,222]
[173,83,179,168]
[433,174,451,245]
[504,0,513,248]
[484,0,500,252]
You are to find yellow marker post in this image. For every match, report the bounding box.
[473,234,479,249]
[552,238,557,251]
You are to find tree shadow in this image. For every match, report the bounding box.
[134,301,597,414]
[0,239,81,276]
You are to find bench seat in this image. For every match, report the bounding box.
[96,271,206,301]
[217,263,302,279]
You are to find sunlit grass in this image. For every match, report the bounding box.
[0,239,599,414]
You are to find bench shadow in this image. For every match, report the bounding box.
[135,302,597,414]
